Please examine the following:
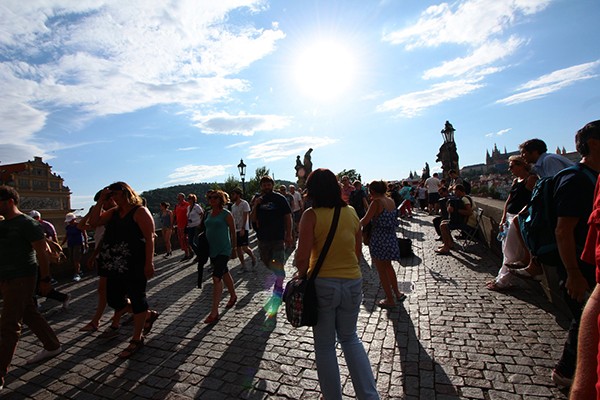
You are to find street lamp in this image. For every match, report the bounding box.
[237,159,247,196]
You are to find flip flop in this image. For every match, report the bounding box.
[505,262,527,270]
[435,248,451,255]
[118,338,144,359]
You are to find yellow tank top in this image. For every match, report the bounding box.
[308,207,361,279]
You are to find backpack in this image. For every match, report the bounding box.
[519,164,596,266]
[462,178,472,194]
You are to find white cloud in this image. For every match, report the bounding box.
[0,1,285,151]
[177,147,200,151]
[165,164,233,185]
[192,112,292,136]
[377,79,484,117]
[423,37,523,79]
[497,60,600,105]
[226,141,251,149]
[382,0,551,49]
[247,137,338,162]
[485,128,512,137]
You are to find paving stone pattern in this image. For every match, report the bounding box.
[2,213,570,399]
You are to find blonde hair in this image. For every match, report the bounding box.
[108,182,142,206]
[508,155,531,172]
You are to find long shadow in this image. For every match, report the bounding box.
[389,306,460,399]
[195,309,277,398]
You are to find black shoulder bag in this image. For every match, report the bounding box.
[283,206,341,327]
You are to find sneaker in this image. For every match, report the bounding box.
[551,369,573,388]
[26,346,62,364]
[0,375,4,390]
[62,294,70,311]
[72,274,81,282]
[49,278,58,285]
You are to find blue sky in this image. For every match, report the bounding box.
[1,0,599,210]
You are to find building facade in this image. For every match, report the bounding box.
[0,156,71,237]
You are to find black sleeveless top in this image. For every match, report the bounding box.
[98,206,145,277]
[506,178,532,215]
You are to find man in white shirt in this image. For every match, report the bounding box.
[288,185,303,236]
[230,188,257,272]
[424,173,441,214]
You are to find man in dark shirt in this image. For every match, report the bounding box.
[546,121,600,387]
[251,176,293,298]
[0,186,62,389]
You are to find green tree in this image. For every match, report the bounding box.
[222,175,240,195]
[336,169,360,182]
[247,166,271,198]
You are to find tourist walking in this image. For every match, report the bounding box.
[0,186,62,389]
[89,182,159,358]
[294,169,379,400]
[360,180,405,308]
[159,202,174,257]
[203,190,237,324]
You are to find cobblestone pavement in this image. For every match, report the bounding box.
[2,212,571,399]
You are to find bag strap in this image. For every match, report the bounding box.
[308,206,341,282]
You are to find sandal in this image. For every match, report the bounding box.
[377,300,396,309]
[79,321,99,332]
[118,338,144,359]
[143,310,160,335]
[225,295,238,309]
[98,325,119,339]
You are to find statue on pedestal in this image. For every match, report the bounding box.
[294,148,313,189]
[436,121,459,179]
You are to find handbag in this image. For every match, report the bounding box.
[283,206,341,327]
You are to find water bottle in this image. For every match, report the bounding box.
[496,222,507,242]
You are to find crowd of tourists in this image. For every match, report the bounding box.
[2,119,600,398]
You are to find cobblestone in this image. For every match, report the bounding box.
[0,212,572,399]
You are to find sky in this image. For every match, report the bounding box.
[1,0,599,211]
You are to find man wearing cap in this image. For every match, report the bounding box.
[60,212,88,282]
[250,176,293,297]
[29,210,57,242]
[0,186,62,389]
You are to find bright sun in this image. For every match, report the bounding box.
[292,40,357,102]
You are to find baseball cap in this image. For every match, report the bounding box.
[65,212,77,223]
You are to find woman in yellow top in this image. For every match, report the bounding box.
[294,168,379,400]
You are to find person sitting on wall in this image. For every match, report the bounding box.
[435,184,476,255]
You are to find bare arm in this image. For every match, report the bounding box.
[556,216,589,302]
[241,210,250,234]
[226,212,237,250]
[295,209,316,277]
[360,199,380,226]
[32,239,51,295]
[571,284,600,399]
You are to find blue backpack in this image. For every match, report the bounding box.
[519,164,597,266]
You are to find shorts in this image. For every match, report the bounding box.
[210,255,230,279]
[106,275,148,314]
[67,245,83,263]
[236,231,249,247]
[258,240,286,276]
[428,193,440,204]
[293,210,302,224]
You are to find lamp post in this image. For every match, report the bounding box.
[237,159,247,197]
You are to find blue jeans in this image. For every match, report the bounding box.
[312,278,379,400]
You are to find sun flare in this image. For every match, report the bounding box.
[292,40,357,102]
